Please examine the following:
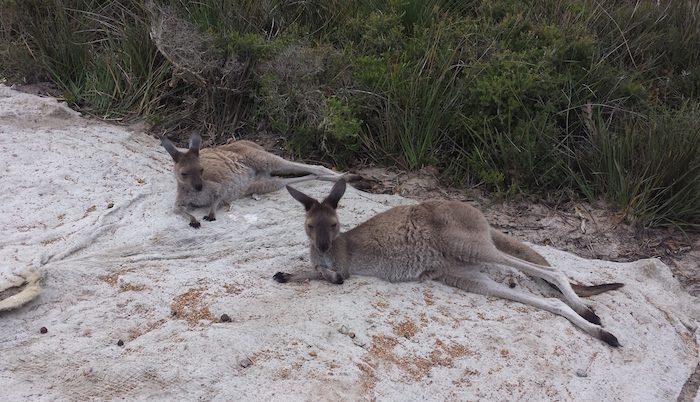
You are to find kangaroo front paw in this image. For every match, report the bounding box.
[273,272,291,283]
[189,220,201,228]
[203,215,216,222]
[320,269,344,285]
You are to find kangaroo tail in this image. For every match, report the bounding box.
[569,282,625,297]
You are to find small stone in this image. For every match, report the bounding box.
[251,193,261,201]
[348,332,355,339]
[575,369,588,378]
[171,310,178,317]
[239,358,251,368]
[117,340,124,347]
[107,202,114,209]
[309,351,317,357]
[220,314,231,322]
[40,327,48,334]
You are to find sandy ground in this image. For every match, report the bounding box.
[1,85,699,401]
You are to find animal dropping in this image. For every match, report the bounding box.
[275,179,625,347]
[162,131,350,228]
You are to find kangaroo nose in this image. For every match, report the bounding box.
[317,242,329,253]
[194,183,203,191]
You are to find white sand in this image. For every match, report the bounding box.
[0,85,698,401]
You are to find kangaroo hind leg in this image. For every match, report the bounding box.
[246,175,321,195]
[490,229,624,298]
[497,253,602,325]
[443,230,600,325]
[438,271,620,347]
[241,149,342,178]
[270,159,340,178]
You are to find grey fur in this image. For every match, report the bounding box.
[162,132,345,228]
[276,179,624,347]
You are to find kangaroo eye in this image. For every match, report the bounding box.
[200,168,204,173]
[307,224,314,229]
[331,223,337,228]
[181,172,187,176]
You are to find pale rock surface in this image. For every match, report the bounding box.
[0,85,698,401]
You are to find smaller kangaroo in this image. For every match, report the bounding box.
[275,179,624,347]
[162,132,347,228]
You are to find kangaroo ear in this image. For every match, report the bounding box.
[161,136,181,162]
[323,179,346,209]
[188,131,201,156]
[286,185,318,211]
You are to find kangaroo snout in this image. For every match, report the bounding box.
[316,241,330,253]
[194,182,203,191]
[311,226,332,252]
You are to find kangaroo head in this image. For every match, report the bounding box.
[287,179,346,253]
[161,132,204,192]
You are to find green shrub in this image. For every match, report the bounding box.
[2,0,699,227]
[575,103,700,228]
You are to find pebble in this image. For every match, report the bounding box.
[117,340,124,347]
[575,369,588,378]
[239,358,251,368]
[220,314,231,322]
[309,351,317,357]
[40,327,47,334]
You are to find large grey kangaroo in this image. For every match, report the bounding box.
[162,132,347,228]
[275,179,624,347]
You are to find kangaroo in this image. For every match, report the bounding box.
[162,132,347,228]
[274,179,624,347]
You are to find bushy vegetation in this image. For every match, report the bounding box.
[1,0,699,228]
